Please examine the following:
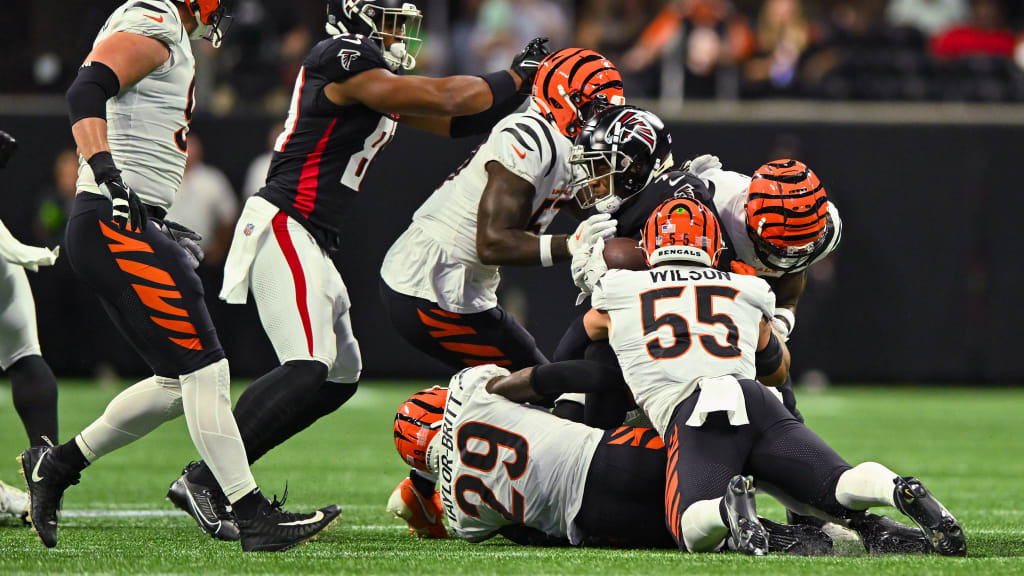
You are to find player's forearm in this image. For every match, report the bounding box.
[477,230,570,266]
[71,118,111,161]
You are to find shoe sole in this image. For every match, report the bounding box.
[166,479,238,541]
[761,518,833,556]
[242,509,343,553]
[17,453,56,549]
[725,477,768,556]
[896,481,966,557]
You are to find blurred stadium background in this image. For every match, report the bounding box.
[1,0,1022,384]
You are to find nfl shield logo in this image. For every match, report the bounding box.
[244,223,255,236]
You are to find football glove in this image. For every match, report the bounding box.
[573,236,609,305]
[88,151,147,232]
[386,477,449,539]
[159,220,204,269]
[683,154,722,179]
[567,213,616,257]
[511,37,551,95]
[771,308,795,342]
[0,131,17,169]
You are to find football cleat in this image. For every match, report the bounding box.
[166,462,239,541]
[386,477,448,538]
[0,480,29,523]
[760,516,833,556]
[892,477,966,557]
[723,475,768,556]
[849,511,931,554]
[237,490,341,552]
[18,443,81,548]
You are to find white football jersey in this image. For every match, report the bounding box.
[591,265,775,436]
[703,168,842,279]
[381,104,577,313]
[76,0,195,211]
[435,365,603,544]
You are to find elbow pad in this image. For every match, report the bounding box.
[755,332,784,377]
[450,72,523,138]
[67,61,121,125]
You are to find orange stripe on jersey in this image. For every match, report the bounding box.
[430,308,461,319]
[608,427,645,447]
[441,341,505,357]
[132,284,188,317]
[150,316,198,335]
[99,221,154,253]
[116,259,175,286]
[462,358,512,367]
[169,336,203,350]
[416,309,477,338]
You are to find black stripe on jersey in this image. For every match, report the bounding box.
[500,127,535,152]
[519,115,558,177]
[132,1,169,12]
[513,122,543,152]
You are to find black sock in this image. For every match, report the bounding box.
[52,439,90,472]
[8,355,58,446]
[410,469,437,497]
[232,488,264,520]
[187,461,218,487]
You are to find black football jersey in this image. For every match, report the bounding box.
[612,170,739,271]
[258,33,399,250]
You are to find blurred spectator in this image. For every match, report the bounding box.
[450,0,486,74]
[742,0,816,95]
[242,125,281,199]
[472,0,570,72]
[34,150,78,246]
[886,0,969,37]
[574,0,657,64]
[166,135,239,266]
[931,0,1016,59]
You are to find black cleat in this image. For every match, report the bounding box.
[760,517,833,556]
[723,475,768,556]
[892,477,966,557]
[237,490,342,552]
[849,511,932,554]
[17,444,81,548]
[166,462,239,541]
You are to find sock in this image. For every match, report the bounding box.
[187,461,217,487]
[231,488,264,521]
[52,438,90,472]
[410,469,437,497]
[680,497,729,552]
[8,355,58,446]
[76,375,182,462]
[180,358,257,502]
[835,462,899,510]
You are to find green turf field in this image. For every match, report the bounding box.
[0,381,1021,574]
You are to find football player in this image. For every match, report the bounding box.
[388,364,833,553]
[168,0,551,539]
[575,195,965,556]
[0,130,61,524]
[19,0,340,551]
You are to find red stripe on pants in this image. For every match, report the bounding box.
[272,212,314,355]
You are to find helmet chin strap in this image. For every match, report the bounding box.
[595,193,622,214]
[385,42,416,71]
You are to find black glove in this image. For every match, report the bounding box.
[160,219,204,269]
[0,131,17,169]
[511,37,551,95]
[88,151,148,232]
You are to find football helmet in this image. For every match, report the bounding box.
[570,105,673,213]
[394,386,447,471]
[532,48,625,139]
[745,159,831,273]
[180,0,233,48]
[641,197,723,267]
[326,0,423,71]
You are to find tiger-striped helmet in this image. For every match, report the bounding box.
[393,386,447,471]
[641,197,723,267]
[745,159,831,272]
[531,48,625,139]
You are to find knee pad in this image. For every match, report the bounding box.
[328,337,362,384]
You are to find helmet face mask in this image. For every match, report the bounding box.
[187,0,233,47]
[326,1,423,71]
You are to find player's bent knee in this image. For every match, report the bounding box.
[283,358,330,383]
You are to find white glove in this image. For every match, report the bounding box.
[567,213,616,257]
[573,236,609,305]
[771,308,795,342]
[683,154,722,178]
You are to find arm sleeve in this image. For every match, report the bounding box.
[530,360,626,397]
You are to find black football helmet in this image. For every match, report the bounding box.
[325,0,423,71]
[570,105,674,213]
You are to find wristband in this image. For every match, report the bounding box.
[755,332,784,377]
[479,71,517,109]
[773,307,795,335]
[539,234,554,267]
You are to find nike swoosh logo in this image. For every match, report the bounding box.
[278,510,324,526]
[145,14,163,22]
[31,453,46,483]
[511,144,526,159]
[413,492,438,524]
[668,176,685,187]
[340,37,362,45]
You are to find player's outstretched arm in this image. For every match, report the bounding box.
[326,68,516,116]
[755,317,790,387]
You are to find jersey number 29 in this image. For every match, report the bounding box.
[454,422,528,524]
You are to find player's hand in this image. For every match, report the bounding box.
[0,131,17,169]
[573,237,609,305]
[511,37,551,95]
[88,152,148,232]
[386,478,449,539]
[160,220,204,269]
[567,213,616,257]
[771,308,795,342]
[683,154,722,178]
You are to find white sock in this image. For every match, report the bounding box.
[681,497,728,552]
[76,375,182,462]
[835,462,899,510]
[180,359,257,502]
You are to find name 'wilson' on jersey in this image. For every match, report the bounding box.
[258,33,398,250]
